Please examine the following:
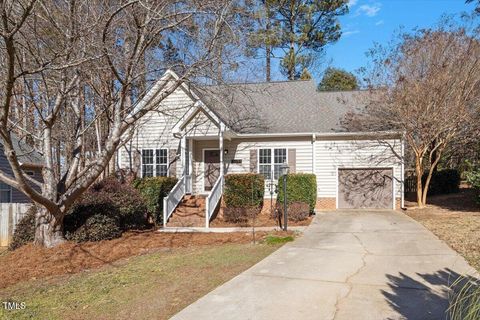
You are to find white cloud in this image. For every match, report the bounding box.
[375,20,384,26]
[356,4,381,17]
[343,30,360,37]
[348,0,358,7]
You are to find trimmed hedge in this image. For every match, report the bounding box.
[224,174,265,208]
[277,173,317,213]
[223,174,264,223]
[9,206,36,250]
[423,169,460,196]
[133,176,178,224]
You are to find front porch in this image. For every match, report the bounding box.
[163,102,228,228]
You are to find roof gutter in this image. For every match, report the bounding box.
[230,130,402,139]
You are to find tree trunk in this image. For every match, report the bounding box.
[265,1,271,82]
[34,207,65,248]
[288,46,295,80]
[415,160,425,208]
[266,45,271,82]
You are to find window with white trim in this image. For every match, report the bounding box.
[142,149,168,177]
[258,148,287,180]
[0,182,11,203]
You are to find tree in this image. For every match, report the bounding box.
[299,67,312,80]
[273,0,348,80]
[246,0,281,82]
[0,0,243,247]
[163,37,183,73]
[343,24,480,208]
[318,67,359,91]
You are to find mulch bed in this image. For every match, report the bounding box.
[210,202,313,228]
[0,230,290,290]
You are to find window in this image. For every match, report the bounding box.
[0,182,11,203]
[142,149,168,177]
[259,149,271,180]
[258,148,287,180]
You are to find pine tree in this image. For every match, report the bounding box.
[273,0,349,80]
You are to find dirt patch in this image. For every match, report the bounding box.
[405,188,480,271]
[211,199,313,227]
[0,230,291,289]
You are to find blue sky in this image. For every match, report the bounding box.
[266,0,477,82]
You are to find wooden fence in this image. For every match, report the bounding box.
[0,203,32,247]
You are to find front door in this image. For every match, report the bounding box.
[204,149,220,191]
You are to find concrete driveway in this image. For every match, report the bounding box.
[172,210,478,320]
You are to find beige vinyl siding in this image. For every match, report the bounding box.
[314,138,402,199]
[118,87,194,178]
[184,110,220,137]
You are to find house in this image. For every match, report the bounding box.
[117,70,404,227]
[0,135,43,204]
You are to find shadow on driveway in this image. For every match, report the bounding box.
[383,268,479,320]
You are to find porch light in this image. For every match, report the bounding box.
[224,149,229,155]
[280,162,289,231]
[280,162,289,176]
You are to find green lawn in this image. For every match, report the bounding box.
[0,242,280,320]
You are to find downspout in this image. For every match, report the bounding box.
[401,134,405,209]
[311,133,316,173]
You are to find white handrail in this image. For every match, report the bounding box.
[163,175,188,227]
[205,175,223,228]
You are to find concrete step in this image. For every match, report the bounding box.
[168,217,205,227]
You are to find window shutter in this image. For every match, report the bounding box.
[169,149,177,177]
[250,149,257,173]
[288,149,296,173]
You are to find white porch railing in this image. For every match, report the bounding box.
[163,175,191,227]
[205,175,223,228]
[185,174,192,194]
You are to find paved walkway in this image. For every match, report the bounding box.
[172,210,478,320]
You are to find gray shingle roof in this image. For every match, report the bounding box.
[1,134,43,165]
[197,80,368,134]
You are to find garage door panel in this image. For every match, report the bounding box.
[338,168,393,209]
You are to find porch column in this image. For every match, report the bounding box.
[219,123,225,177]
[181,135,186,175]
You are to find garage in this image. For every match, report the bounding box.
[337,168,394,209]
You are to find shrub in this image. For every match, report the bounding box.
[277,173,317,212]
[223,207,259,223]
[276,201,310,222]
[223,174,265,224]
[224,174,264,208]
[66,214,122,243]
[423,169,460,196]
[91,177,148,230]
[9,206,36,250]
[133,177,178,224]
[65,177,148,242]
[449,275,480,320]
[465,167,480,203]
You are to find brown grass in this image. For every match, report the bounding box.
[0,230,291,289]
[405,188,480,271]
